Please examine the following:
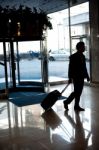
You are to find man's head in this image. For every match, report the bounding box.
[76,41,85,53]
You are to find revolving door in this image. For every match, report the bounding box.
[0,39,48,92]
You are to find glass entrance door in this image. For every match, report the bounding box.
[14,40,45,89]
[0,40,46,92]
[0,41,13,91]
[0,42,6,90]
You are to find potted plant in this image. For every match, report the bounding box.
[0,5,52,39]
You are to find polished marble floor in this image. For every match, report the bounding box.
[0,84,99,150]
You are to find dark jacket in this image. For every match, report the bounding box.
[68,52,89,80]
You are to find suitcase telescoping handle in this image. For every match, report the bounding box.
[60,83,70,94]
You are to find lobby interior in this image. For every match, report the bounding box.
[0,0,99,149]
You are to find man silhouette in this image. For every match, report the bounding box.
[64,41,90,111]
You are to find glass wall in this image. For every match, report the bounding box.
[70,2,90,75]
[47,2,90,84]
[47,9,70,83]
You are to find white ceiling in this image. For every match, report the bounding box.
[0,0,88,14]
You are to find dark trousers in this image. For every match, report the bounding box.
[64,79,84,107]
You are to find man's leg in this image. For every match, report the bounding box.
[64,92,75,110]
[74,80,84,111]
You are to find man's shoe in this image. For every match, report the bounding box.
[74,106,85,111]
[63,101,69,110]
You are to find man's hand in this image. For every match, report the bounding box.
[87,76,90,82]
[68,78,72,84]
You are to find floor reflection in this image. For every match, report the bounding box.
[64,110,92,148]
[0,84,99,149]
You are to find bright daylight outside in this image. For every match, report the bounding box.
[47,2,90,82]
[0,2,89,89]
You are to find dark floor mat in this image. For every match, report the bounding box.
[9,92,66,107]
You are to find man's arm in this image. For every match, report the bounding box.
[68,56,73,83]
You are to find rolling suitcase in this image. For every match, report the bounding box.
[41,83,69,110]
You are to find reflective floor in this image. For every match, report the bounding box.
[0,84,99,150]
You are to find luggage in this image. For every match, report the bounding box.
[41,84,69,110]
